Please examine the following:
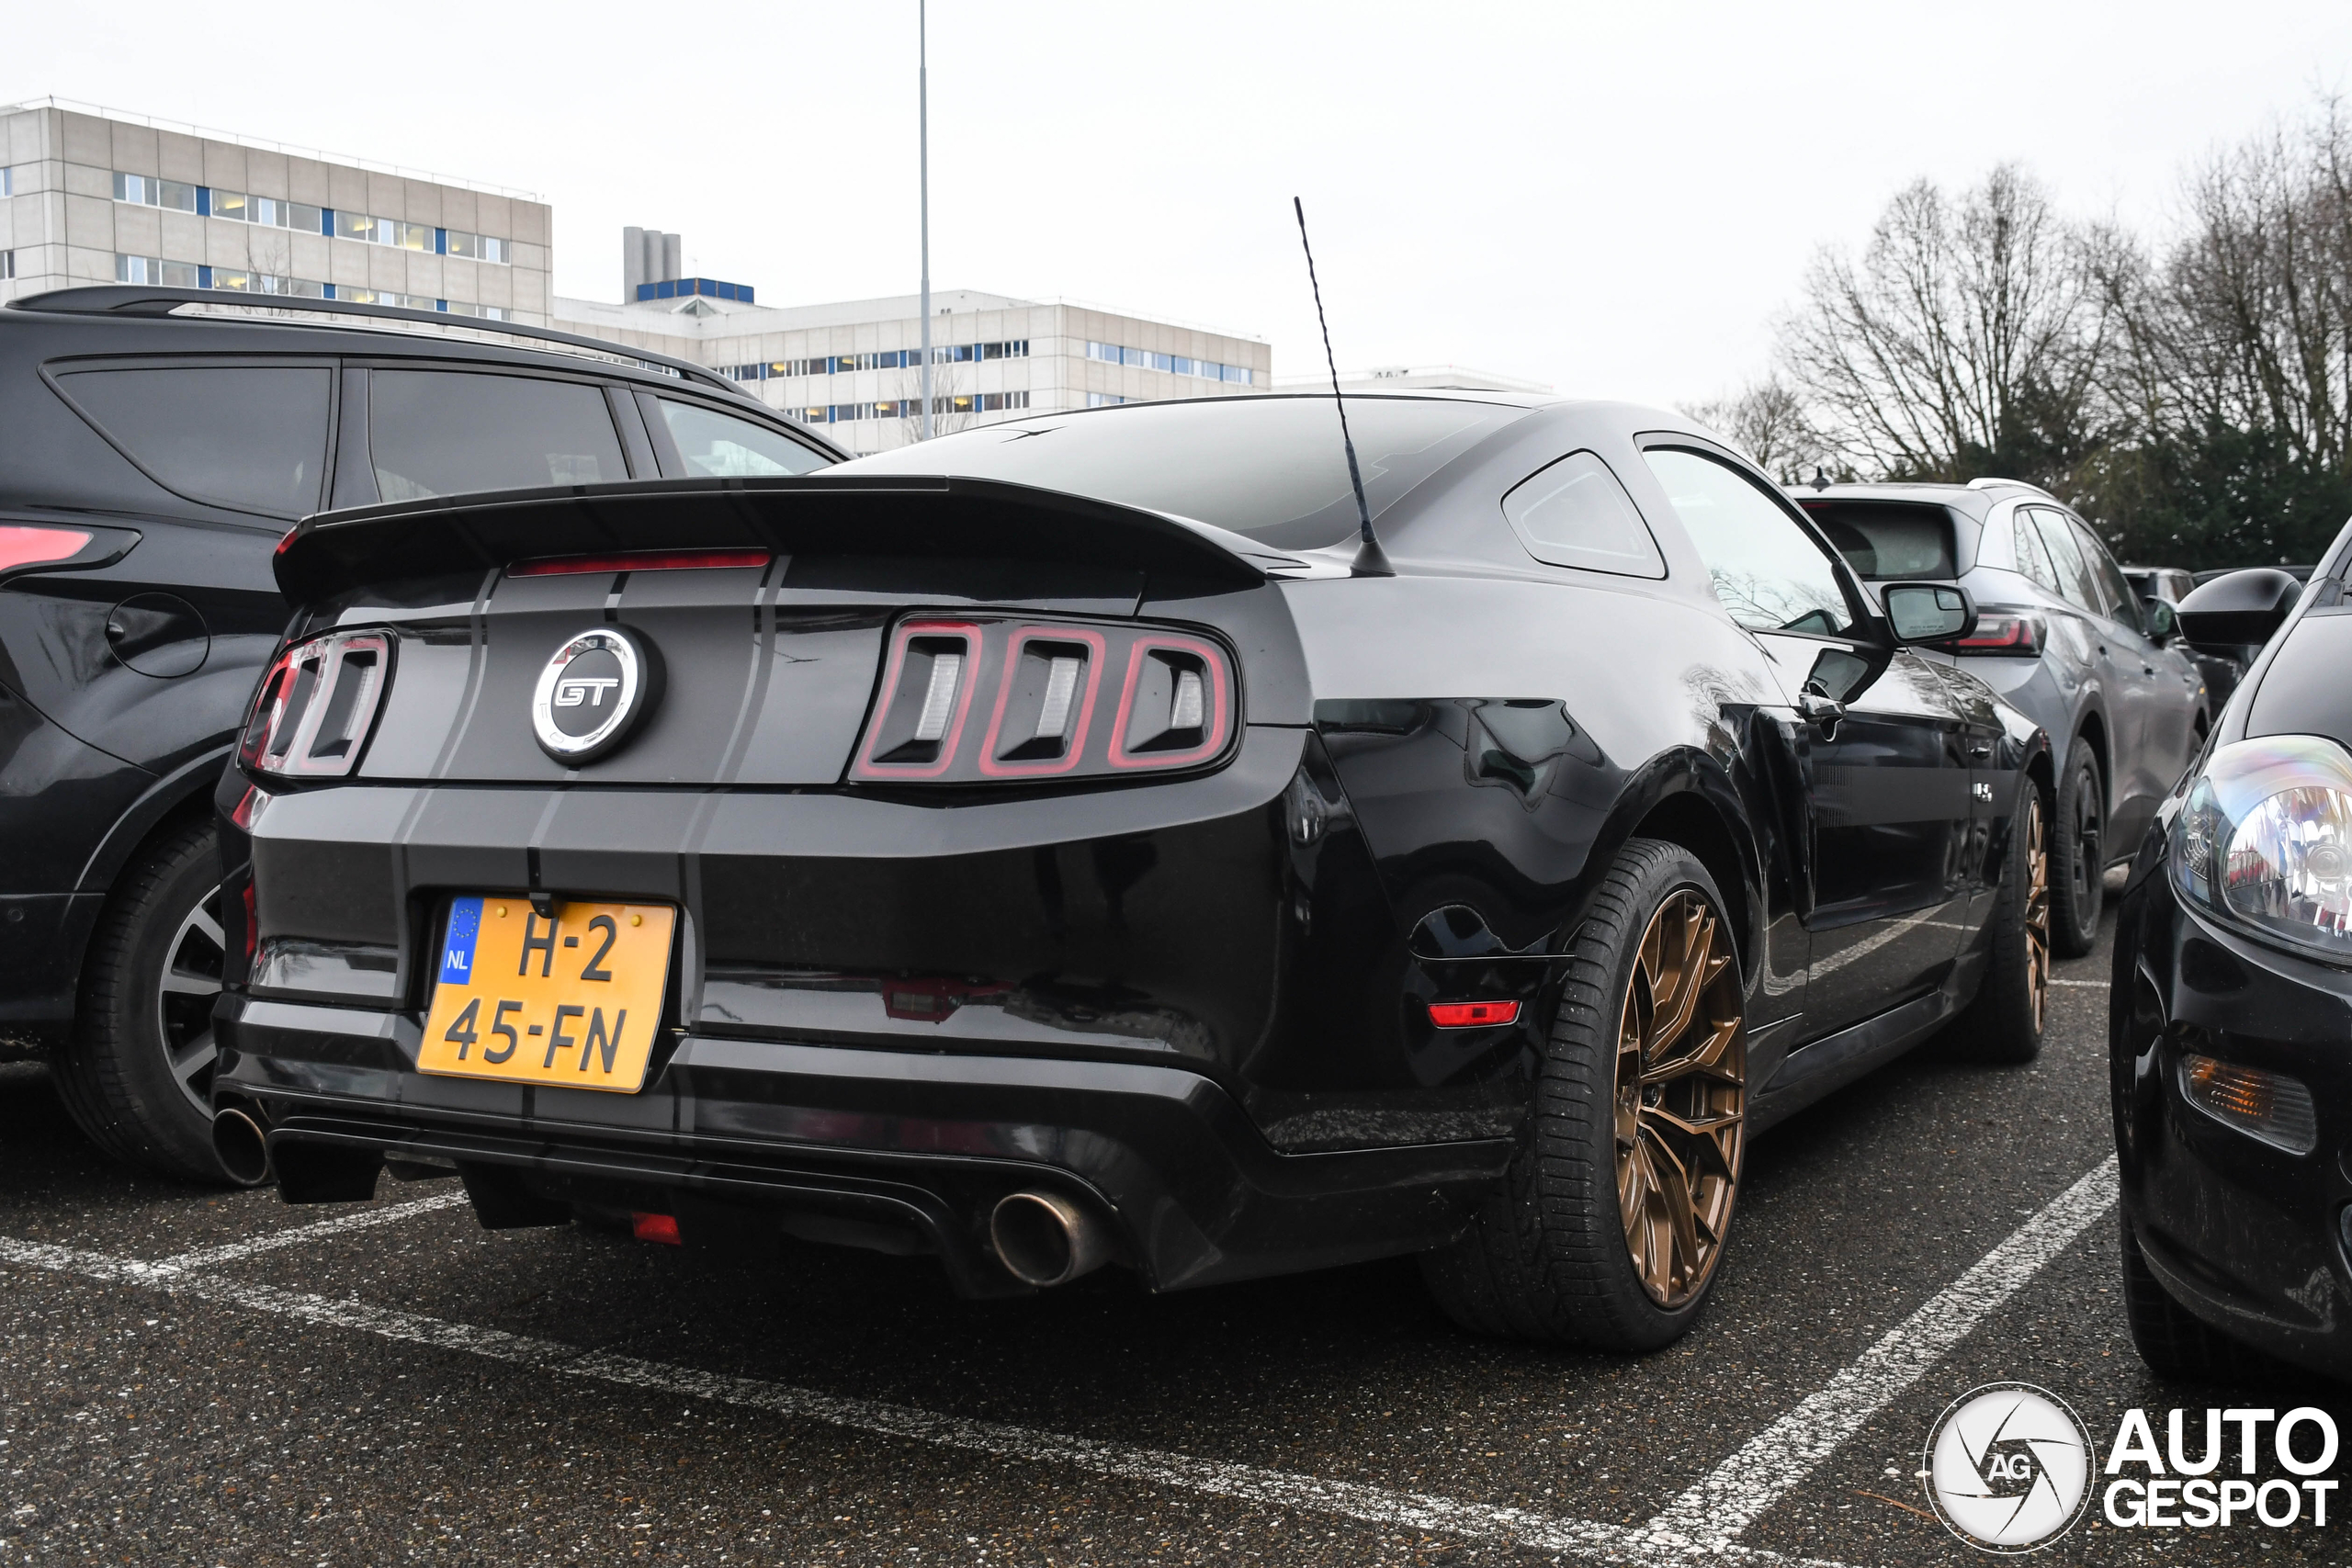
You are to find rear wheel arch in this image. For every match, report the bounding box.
[2074,710,2111,809]
[1622,775,1757,985]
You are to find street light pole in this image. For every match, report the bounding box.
[918,0,932,441]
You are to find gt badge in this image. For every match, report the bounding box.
[531,627,660,764]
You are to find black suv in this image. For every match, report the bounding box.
[0,286,842,1181]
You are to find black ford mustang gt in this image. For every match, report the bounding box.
[2112,533,2352,1380]
[214,392,2052,1349]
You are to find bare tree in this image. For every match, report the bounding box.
[896,355,978,446]
[1777,164,2116,486]
[1680,377,1831,482]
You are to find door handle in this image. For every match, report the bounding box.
[1969,740,1994,759]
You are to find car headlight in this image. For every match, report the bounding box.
[2173,735,2352,963]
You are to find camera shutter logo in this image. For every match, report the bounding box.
[1924,1382,2094,1552]
[531,628,660,763]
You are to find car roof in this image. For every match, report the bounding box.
[3,285,841,447]
[1786,479,2064,521]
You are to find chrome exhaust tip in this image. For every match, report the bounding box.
[989,1190,1109,1287]
[210,1106,271,1186]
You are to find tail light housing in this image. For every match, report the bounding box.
[1948,610,2041,656]
[239,629,394,778]
[854,615,1237,784]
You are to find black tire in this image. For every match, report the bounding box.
[1422,839,1744,1351]
[2051,744,2104,957]
[2120,1214,2260,1383]
[51,820,248,1185]
[1946,782,2050,1064]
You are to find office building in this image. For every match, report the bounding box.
[0,98,551,321]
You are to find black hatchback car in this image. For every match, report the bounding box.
[219,393,2053,1349]
[0,286,842,1182]
[2113,537,2352,1380]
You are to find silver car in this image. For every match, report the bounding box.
[1793,479,2210,954]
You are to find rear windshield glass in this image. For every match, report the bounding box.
[1801,502,1958,580]
[833,396,1532,550]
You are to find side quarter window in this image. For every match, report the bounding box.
[1499,450,1664,577]
[2010,510,2063,593]
[2028,507,2102,615]
[370,370,628,502]
[654,398,831,477]
[52,364,333,519]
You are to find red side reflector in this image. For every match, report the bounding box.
[0,525,93,574]
[1429,1000,1521,1029]
[240,882,258,962]
[631,1212,683,1246]
[510,549,770,577]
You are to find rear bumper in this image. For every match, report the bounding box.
[217,996,1513,1294]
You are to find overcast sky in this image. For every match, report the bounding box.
[11,2,2349,405]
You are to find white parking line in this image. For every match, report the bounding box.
[0,1232,1852,1568]
[160,1189,469,1269]
[1632,1155,2120,1552]
[2050,978,2107,989]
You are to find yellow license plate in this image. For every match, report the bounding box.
[417,896,676,1093]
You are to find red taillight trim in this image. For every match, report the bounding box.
[0,525,94,574]
[1430,1000,1521,1029]
[1105,634,1233,772]
[238,629,394,779]
[852,620,983,780]
[976,626,1110,778]
[509,549,771,577]
[631,1212,683,1246]
[1950,612,2041,655]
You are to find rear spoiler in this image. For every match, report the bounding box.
[273,475,1299,604]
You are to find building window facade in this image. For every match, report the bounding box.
[116,254,199,287]
[724,341,1030,382]
[1087,341,1252,384]
[111,172,199,211]
[787,390,1031,424]
[110,173,512,265]
[2,251,14,281]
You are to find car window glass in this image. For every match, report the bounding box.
[656,399,831,477]
[370,371,626,502]
[833,396,1530,550]
[1499,450,1664,577]
[1641,447,1857,636]
[2069,515,2145,631]
[56,366,331,518]
[2029,508,2101,613]
[1802,502,1956,580]
[2011,512,2062,592]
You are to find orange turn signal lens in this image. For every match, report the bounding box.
[2181,1053,2318,1154]
[1429,1000,1521,1029]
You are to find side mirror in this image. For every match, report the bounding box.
[1881,581,1977,645]
[2142,596,2177,640]
[2176,569,2300,653]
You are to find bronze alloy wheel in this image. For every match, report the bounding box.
[1614,890,1746,1309]
[2023,792,2052,1035]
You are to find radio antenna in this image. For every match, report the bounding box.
[1293,197,1391,577]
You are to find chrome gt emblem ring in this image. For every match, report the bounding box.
[531,627,658,764]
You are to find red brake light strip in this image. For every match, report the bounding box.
[1430,1000,1521,1028]
[510,549,771,577]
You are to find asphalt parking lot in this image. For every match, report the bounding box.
[2,905,2344,1567]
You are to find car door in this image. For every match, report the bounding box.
[2061,511,2185,850]
[1638,444,1977,1037]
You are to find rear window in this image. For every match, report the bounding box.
[370,370,628,502]
[55,364,332,519]
[833,396,1532,550]
[1801,502,1957,580]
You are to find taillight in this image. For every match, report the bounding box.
[853,615,1238,784]
[238,629,393,778]
[0,524,95,574]
[1950,611,2041,656]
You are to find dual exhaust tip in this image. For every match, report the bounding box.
[216,1110,1108,1290]
[989,1190,1108,1288]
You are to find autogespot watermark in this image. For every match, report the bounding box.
[1922,1385,2341,1551]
